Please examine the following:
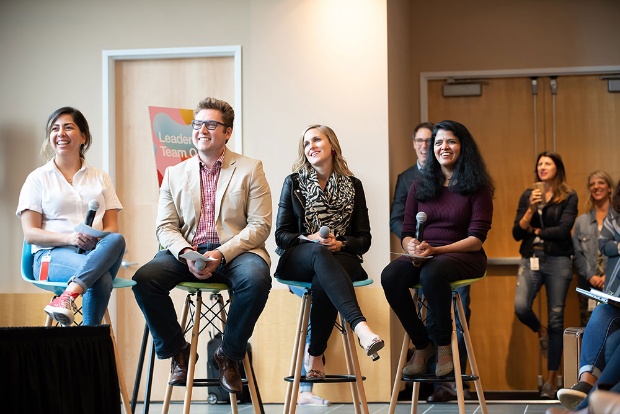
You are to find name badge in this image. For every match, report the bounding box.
[530,256,540,271]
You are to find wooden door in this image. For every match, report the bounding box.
[113,56,235,402]
[427,74,620,391]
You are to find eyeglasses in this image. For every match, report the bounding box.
[191,120,228,130]
[414,138,431,145]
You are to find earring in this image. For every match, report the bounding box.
[331,149,336,155]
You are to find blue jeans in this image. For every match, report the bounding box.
[514,255,573,371]
[33,233,126,326]
[579,304,620,379]
[132,247,271,361]
[576,340,620,410]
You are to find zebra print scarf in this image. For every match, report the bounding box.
[297,167,355,237]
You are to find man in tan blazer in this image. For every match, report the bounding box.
[133,97,272,395]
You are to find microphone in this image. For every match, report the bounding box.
[415,212,427,241]
[77,200,100,254]
[319,226,330,239]
[195,259,206,271]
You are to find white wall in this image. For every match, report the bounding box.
[0,0,389,293]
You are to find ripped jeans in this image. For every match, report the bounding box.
[514,255,573,371]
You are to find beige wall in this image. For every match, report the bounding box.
[1,0,390,294]
[389,0,620,217]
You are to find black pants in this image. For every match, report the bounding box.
[275,242,368,356]
[382,256,464,347]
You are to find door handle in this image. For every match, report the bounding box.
[121,261,139,269]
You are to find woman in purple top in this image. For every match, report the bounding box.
[382,120,494,378]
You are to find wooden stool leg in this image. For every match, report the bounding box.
[161,294,191,414]
[283,291,311,414]
[342,316,369,414]
[449,295,466,414]
[183,292,203,414]
[242,354,261,414]
[388,332,410,414]
[455,292,488,414]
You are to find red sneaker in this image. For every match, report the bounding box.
[44,293,77,326]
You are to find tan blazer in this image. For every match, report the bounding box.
[156,150,272,266]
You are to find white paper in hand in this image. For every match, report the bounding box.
[180,251,218,262]
[298,235,319,243]
[75,222,110,238]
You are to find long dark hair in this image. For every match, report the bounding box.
[416,120,494,201]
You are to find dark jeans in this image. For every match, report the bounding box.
[132,247,271,361]
[421,285,471,373]
[382,257,466,347]
[275,243,367,357]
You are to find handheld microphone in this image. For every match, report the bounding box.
[77,200,100,254]
[415,212,427,241]
[319,226,330,239]
[195,259,206,271]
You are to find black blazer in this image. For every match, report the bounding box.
[390,164,421,237]
[275,173,371,258]
[512,189,578,258]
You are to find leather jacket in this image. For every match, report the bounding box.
[274,173,371,258]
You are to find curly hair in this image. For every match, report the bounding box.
[416,120,494,201]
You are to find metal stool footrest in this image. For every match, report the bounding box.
[402,373,479,383]
[171,378,250,387]
[284,374,366,383]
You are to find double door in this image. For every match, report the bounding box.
[427,73,620,390]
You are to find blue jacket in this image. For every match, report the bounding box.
[573,208,616,283]
[599,209,620,296]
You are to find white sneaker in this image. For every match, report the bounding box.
[297,392,330,406]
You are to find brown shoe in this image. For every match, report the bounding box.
[169,343,198,386]
[213,345,243,394]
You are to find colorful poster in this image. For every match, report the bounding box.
[148,106,196,186]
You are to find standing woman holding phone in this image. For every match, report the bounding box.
[512,151,578,398]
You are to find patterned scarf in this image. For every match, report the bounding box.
[297,167,355,237]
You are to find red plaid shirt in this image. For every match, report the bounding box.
[192,150,225,247]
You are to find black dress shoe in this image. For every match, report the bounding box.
[169,343,198,386]
[213,345,243,394]
[427,383,455,402]
[427,382,472,402]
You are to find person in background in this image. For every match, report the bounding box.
[275,124,384,381]
[513,151,578,399]
[390,122,433,237]
[389,121,472,402]
[132,97,272,395]
[382,120,493,382]
[572,171,616,326]
[16,106,126,326]
[556,180,620,410]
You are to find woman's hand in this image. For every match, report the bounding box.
[529,188,543,211]
[319,232,342,252]
[71,232,98,251]
[589,274,605,290]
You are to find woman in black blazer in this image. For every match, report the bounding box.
[274,124,383,380]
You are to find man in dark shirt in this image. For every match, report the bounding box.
[389,121,472,402]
